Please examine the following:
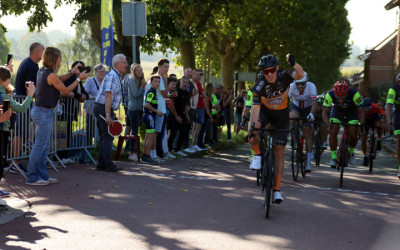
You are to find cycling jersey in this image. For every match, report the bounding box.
[366,103,385,117]
[288,81,317,109]
[387,84,400,110]
[323,88,363,111]
[251,69,295,110]
[245,90,253,108]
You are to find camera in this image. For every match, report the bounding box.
[78,66,91,73]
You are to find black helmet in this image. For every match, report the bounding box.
[258,55,279,70]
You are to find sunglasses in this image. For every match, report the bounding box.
[295,82,306,87]
[262,67,277,75]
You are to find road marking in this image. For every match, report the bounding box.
[128,171,229,181]
[299,184,398,198]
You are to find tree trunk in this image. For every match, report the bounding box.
[219,52,235,89]
[179,40,195,69]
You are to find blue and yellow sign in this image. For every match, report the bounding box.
[101,0,114,72]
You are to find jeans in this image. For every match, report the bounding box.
[156,114,167,158]
[26,106,54,183]
[127,109,143,153]
[93,103,114,167]
[198,115,209,148]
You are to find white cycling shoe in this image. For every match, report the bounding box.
[273,191,284,204]
[249,156,261,170]
[349,153,356,165]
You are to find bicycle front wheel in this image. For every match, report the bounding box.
[314,129,322,166]
[264,149,274,218]
[339,138,348,187]
[291,133,299,181]
[369,136,375,173]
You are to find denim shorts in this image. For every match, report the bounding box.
[195,108,205,125]
[155,113,165,133]
[234,112,242,124]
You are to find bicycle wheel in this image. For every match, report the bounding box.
[264,149,274,218]
[314,128,322,166]
[369,136,375,173]
[291,131,299,181]
[256,170,261,186]
[299,147,306,178]
[339,138,348,187]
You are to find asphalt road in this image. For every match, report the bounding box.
[1,137,400,250]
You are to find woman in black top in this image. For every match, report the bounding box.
[26,47,89,186]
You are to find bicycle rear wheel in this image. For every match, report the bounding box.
[256,170,261,186]
[299,148,306,178]
[264,149,274,218]
[369,136,375,173]
[339,138,348,187]
[314,128,322,166]
[291,132,299,181]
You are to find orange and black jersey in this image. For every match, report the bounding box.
[251,69,295,110]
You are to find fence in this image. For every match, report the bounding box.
[4,96,97,179]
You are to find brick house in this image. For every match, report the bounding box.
[357,31,397,97]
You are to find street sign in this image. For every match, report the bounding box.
[236,72,257,82]
[122,2,147,37]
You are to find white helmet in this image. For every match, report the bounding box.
[294,72,308,84]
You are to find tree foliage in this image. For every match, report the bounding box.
[0,26,11,65]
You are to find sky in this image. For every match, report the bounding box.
[0,0,398,50]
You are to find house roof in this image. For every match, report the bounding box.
[385,0,400,10]
[358,30,397,61]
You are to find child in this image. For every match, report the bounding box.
[142,75,163,164]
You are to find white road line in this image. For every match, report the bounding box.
[300,184,398,198]
[128,171,228,181]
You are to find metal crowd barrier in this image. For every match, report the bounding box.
[5,95,97,179]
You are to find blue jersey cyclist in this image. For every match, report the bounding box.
[385,72,400,178]
[288,72,318,172]
[322,80,365,168]
[248,54,305,204]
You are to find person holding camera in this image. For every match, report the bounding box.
[26,47,89,185]
[0,65,35,182]
[57,61,90,160]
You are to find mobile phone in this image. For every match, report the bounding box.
[6,54,12,65]
[3,100,10,112]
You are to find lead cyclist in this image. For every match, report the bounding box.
[248,54,305,204]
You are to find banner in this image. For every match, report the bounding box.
[101,0,114,72]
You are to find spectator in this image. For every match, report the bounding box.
[198,83,214,149]
[182,67,194,149]
[26,47,89,185]
[94,54,127,172]
[127,64,146,161]
[169,76,191,156]
[58,61,90,160]
[0,103,12,206]
[143,59,172,162]
[84,64,106,146]
[233,89,247,134]
[122,64,133,153]
[142,75,163,164]
[12,42,45,173]
[190,69,206,151]
[224,87,234,141]
[163,77,178,160]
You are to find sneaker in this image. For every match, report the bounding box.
[26,179,50,186]
[141,155,156,164]
[183,147,196,154]
[193,145,205,151]
[176,151,187,157]
[48,177,58,184]
[128,154,139,162]
[330,158,337,168]
[377,140,382,151]
[0,197,6,206]
[0,190,11,198]
[152,156,162,163]
[250,156,261,170]
[322,142,328,150]
[273,191,284,204]
[162,155,170,161]
[349,153,356,165]
[166,152,176,159]
[363,155,368,166]
[305,162,312,172]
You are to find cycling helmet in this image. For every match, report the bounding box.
[362,98,372,108]
[333,80,349,97]
[396,72,400,83]
[293,72,308,84]
[258,55,279,70]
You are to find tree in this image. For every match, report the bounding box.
[17,32,49,58]
[0,25,11,65]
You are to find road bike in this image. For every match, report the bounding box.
[290,117,309,181]
[313,119,325,167]
[366,125,379,173]
[250,122,291,218]
[335,121,354,187]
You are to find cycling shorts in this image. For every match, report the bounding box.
[329,106,359,125]
[393,112,400,136]
[290,104,313,127]
[143,113,156,134]
[258,106,289,146]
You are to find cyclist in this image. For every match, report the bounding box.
[360,98,385,166]
[288,71,318,172]
[248,54,305,203]
[322,80,365,168]
[315,95,329,150]
[385,72,400,177]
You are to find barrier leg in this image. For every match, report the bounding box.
[46,155,59,173]
[84,148,96,165]
[115,136,126,161]
[53,153,66,169]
